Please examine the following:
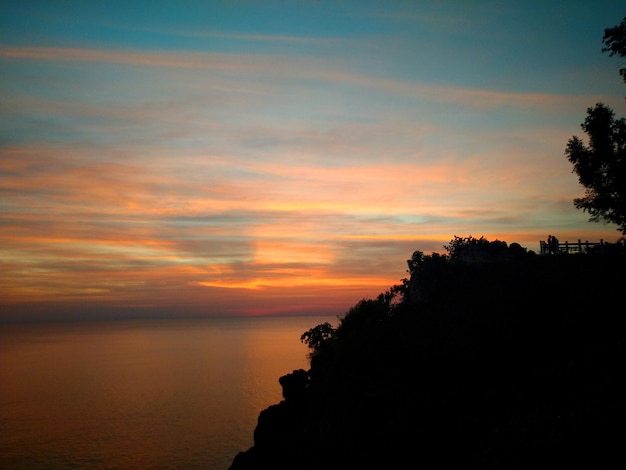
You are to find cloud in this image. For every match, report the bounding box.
[1,45,603,114]
[2,31,623,320]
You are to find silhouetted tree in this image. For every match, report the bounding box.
[406,249,448,275]
[602,17,626,86]
[564,17,626,235]
[565,103,626,234]
[300,322,335,356]
[443,235,510,261]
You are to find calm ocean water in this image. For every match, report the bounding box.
[0,315,336,470]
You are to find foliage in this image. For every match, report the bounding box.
[405,249,448,276]
[443,234,509,261]
[335,289,398,339]
[565,103,626,234]
[602,16,626,86]
[301,285,405,360]
[300,322,335,355]
[564,17,626,235]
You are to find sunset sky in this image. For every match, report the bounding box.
[1,1,625,321]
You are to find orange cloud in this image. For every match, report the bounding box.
[2,36,623,321]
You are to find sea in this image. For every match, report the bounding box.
[0,314,337,470]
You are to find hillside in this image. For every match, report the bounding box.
[229,238,626,469]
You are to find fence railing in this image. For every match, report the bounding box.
[539,238,625,255]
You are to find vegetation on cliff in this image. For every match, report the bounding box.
[230,236,625,469]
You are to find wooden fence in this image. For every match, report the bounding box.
[539,238,626,255]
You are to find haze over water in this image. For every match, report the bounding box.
[0,315,335,470]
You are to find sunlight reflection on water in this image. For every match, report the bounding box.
[0,315,336,470]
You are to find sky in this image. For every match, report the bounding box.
[1,0,625,322]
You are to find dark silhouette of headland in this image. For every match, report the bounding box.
[229,236,626,469]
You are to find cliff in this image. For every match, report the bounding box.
[229,243,625,469]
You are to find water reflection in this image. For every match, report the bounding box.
[0,315,336,470]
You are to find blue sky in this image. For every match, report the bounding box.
[1,1,625,320]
